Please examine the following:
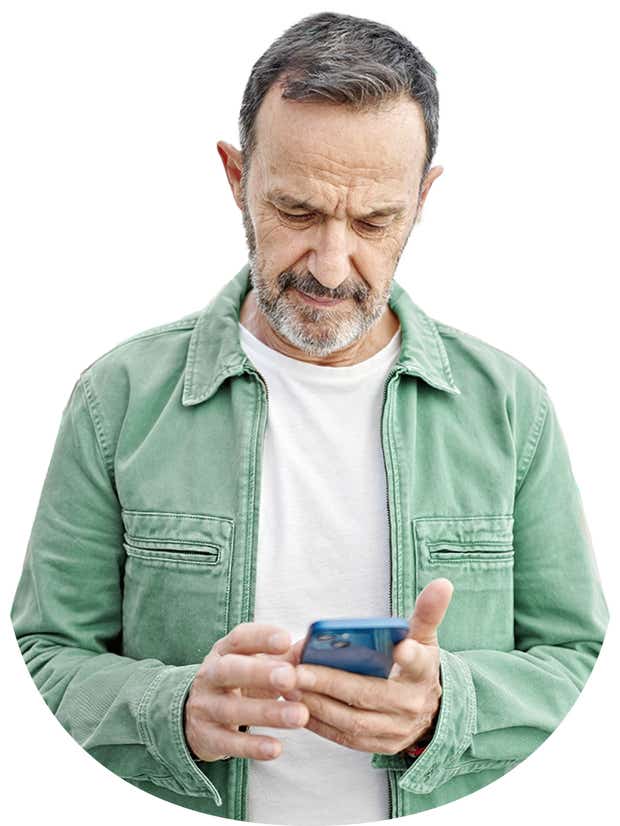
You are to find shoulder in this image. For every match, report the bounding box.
[432,318,550,474]
[74,309,203,462]
[80,310,201,378]
[78,309,203,401]
[434,318,547,398]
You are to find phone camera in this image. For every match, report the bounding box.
[331,639,350,648]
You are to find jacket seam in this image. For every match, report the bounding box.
[441,757,521,771]
[82,320,199,375]
[77,374,117,486]
[514,386,549,496]
[137,669,175,776]
[425,315,458,389]
[435,322,548,389]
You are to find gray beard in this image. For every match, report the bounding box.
[240,201,397,358]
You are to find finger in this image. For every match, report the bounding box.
[215,623,292,656]
[392,638,437,682]
[206,653,299,693]
[408,578,454,645]
[208,694,309,729]
[260,636,305,668]
[294,665,403,713]
[305,715,396,755]
[199,726,285,761]
[300,690,396,739]
[288,637,306,666]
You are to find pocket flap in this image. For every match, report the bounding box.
[414,514,514,549]
[121,509,233,551]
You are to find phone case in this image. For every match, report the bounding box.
[300,617,410,678]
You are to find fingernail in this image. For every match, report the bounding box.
[389,663,402,679]
[297,668,316,689]
[260,742,278,757]
[283,706,304,726]
[271,665,293,686]
[269,632,289,649]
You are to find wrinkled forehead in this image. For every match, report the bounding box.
[252,84,427,193]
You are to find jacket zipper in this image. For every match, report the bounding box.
[237,366,270,823]
[243,365,270,624]
[382,366,401,620]
[381,365,403,819]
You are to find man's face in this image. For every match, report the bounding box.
[223,83,440,357]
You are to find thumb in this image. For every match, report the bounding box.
[288,637,306,665]
[408,578,454,646]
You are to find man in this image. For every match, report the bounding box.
[10,10,609,826]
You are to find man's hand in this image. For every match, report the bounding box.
[184,623,315,763]
[282,578,454,755]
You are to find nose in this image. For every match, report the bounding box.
[306,217,353,292]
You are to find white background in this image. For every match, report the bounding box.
[1,1,618,824]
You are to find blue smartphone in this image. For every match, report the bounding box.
[300,617,410,678]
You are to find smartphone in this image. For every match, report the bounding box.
[299,617,410,679]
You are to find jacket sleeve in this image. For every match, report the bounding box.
[9,375,224,807]
[372,385,610,793]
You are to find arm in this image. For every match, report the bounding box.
[373,387,610,793]
[10,374,224,807]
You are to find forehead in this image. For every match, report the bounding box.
[252,82,427,195]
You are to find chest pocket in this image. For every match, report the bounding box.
[413,514,515,652]
[121,509,234,666]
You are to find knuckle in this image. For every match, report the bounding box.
[385,740,404,756]
[257,702,278,726]
[334,729,351,748]
[356,688,375,710]
[218,654,234,681]
[228,622,252,649]
[310,695,326,718]
[205,658,222,684]
[226,629,242,650]
[349,715,370,738]
[209,696,235,727]
[403,694,425,716]
[185,691,202,723]
[406,699,423,716]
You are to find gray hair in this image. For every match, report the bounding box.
[238,11,439,192]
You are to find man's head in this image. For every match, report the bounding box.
[217,12,443,359]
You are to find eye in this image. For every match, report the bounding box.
[276,209,388,235]
[277,209,314,224]
[358,221,387,233]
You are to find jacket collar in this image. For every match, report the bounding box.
[182,262,461,405]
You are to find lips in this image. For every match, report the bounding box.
[296,288,344,307]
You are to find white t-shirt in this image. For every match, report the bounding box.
[239,319,402,826]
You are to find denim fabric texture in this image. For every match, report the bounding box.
[10,261,609,820]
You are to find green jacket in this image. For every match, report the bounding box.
[10,262,609,820]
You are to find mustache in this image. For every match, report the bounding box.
[277,270,368,302]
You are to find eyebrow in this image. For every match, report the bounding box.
[266,189,408,220]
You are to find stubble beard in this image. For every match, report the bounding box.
[239,194,399,358]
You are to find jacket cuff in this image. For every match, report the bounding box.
[139,663,224,806]
[371,649,477,794]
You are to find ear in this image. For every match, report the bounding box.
[216,140,245,211]
[415,164,444,224]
